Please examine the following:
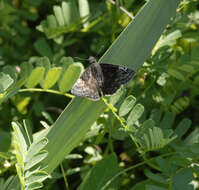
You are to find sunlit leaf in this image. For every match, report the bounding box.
[25,67,45,88]
[119,95,136,116]
[42,67,61,89]
[0,72,14,93]
[58,62,84,93]
[127,104,144,126]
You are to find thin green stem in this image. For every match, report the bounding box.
[60,163,70,190]
[102,97,128,130]
[19,88,74,99]
[101,97,139,148]
[142,154,160,171]
[102,96,161,171]
[104,116,115,155]
[107,0,134,20]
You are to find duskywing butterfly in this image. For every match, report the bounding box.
[71,57,136,100]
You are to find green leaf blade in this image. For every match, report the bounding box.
[119,95,136,116]
[0,72,14,93]
[25,67,45,88]
[58,62,84,93]
[42,67,61,89]
[127,104,144,126]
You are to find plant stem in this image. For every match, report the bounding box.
[60,163,70,190]
[107,0,134,20]
[101,97,139,148]
[19,88,74,99]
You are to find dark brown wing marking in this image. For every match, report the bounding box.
[71,63,101,100]
[100,63,136,95]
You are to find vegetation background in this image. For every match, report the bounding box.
[0,0,199,189]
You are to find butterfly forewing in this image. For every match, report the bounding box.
[100,63,136,95]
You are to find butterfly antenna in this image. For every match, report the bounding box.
[74,44,105,64]
[74,57,89,62]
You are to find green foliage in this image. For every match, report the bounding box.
[12,120,49,190]
[36,0,91,39]
[0,56,81,105]
[58,62,84,92]
[0,175,20,190]
[42,67,62,89]
[77,154,119,190]
[0,0,199,190]
[119,95,136,116]
[0,72,14,93]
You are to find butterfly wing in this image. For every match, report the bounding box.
[100,63,136,95]
[71,60,136,100]
[71,63,102,100]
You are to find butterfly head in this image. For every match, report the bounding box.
[88,56,97,65]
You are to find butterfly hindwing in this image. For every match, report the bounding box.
[100,63,136,95]
[71,64,101,100]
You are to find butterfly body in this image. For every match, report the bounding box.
[71,57,136,100]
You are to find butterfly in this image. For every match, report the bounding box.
[71,56,136,100]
